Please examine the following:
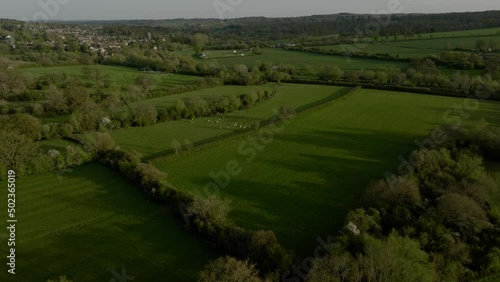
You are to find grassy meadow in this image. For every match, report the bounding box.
[307,27,499,44]
[390,28,500,41]
[111,84,350,158]
[0,163,220,282]
[202,48,408,70]
[153,89,500,257]
[21,65,201,89]
[318,34,500,58]
[39,138,78,151]
[145,85,268,111]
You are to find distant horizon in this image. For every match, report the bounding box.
[1,9,500,23]
[1,0,499,22]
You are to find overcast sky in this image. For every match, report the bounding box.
[2,0,499,21]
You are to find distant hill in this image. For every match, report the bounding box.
[46,11,500,38]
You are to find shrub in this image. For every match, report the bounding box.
[319,65,344,81]
[344,208,382,235]
[365,176,421,210]
[437,193,491,236]
[135,163,167,192]
[187,196,232,233]
[241,92,259,108]
[47,275,73,282]
[277,105,296,121]
[93,132,116,155]
[184,96,210,117]
[248,230,293,273]
[132,102,157,126]
[198,256,261,282]
[64,145,92,167]
[228,95,242,111]
[8,113,43,141]
[308,233,437,282]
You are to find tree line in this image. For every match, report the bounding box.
[195,122,500,281]
[305,122,500,281]
[90,130,294,281]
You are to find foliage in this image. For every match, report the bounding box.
[132,102,158,127]
[437,193,491,236]
[319,65,344,81]
[308,233,437,282]
[46,275,73,282]
[308,124,500,281]
[188,196,232,232]
[198,256,261,282]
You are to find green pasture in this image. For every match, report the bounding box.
[145,85,267,111]
[153,89,500,257]
[0,163,219,282]
[202,48,408,70]
[111,84,349,159]
[20,65,201,89]
[39,138,77,151]
[391,28,500,41]
[317,34,500,58]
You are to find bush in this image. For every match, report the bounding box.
[241,92,259,108]
[228,95,242,111]
[248,230,293,273]
[7,113,43,141]
[344,208,382,235]
[135,163,167,192]
[47,275,73,282]
[132,102,158,126]
[319,65,344,81]
[64,145,92,167]
[277,105,296,121]
[198,256,261,282]
[437,193,491,236]
[308,233,437,282]
[184,96,210,117]
[365,176,421,210]
[188,196,232,233]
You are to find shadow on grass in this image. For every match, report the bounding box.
[187,128,424,257]
[11,163,219,282]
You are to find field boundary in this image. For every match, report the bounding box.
[147,86,359,163]
[283,79,500,101]
[303,32,500,48]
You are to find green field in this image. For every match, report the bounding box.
[202,48,408,70]
[145,85,269,111]
[318,34,500,58]
[0,163,219,281]
[20,65,201,89]
[111,84,349,158]
[307,27,499,44]
[39,138,78,151]
[390,28,500,41]
[154,89,500,257]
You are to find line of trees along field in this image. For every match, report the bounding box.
[304,122,500,282]
[87,113,298,281]
[192,123,500,282]
[0,84,279,179]
[1,53,499,178]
